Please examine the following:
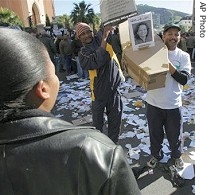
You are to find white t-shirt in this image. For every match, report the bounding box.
[146,47,191,109]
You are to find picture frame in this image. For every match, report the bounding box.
[128,12,155,51]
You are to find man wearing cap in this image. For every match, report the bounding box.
[146,23,191,169]
[75,22,124,144]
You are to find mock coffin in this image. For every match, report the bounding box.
[119,21,169,90]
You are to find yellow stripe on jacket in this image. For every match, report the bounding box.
[106,43,125,82]
[88,43,124,101]
[89,69,97,101]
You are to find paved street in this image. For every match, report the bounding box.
[52,63,195,195]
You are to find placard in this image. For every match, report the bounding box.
[100,0,137,26]
[128,12,155,51]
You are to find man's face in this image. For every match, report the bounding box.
[163,28,181,50]
[78,30,93,44]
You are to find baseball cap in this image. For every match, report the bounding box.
[163,23,181,33]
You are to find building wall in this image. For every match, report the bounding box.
[44,0,55,21]
[0,0,55,27]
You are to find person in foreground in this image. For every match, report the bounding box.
[146,24,191,169]
[76,22,125,144]
[0,28,141,195]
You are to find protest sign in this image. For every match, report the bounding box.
[100,0,137,26]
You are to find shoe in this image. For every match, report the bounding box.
[131,166,149,180]
[174,157,184,169]
[131,166,141,179]
[168,165,185,187]
[147,156,158,168]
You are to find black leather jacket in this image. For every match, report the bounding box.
[0,110,141,195]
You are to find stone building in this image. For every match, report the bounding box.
[0,0,55,27]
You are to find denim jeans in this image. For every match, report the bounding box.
[75,56,89,79]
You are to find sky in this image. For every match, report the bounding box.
[53,0,194,16]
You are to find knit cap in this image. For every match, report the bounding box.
[75,22,91,37]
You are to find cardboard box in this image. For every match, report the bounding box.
[122,35,169,90]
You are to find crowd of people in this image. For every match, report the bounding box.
[27,23,125,80]
[29,23,89,79]
[0,21,193,194]
[177,32,195,62]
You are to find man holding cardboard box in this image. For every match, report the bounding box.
[146,24,191,169]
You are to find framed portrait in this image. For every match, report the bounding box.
[128,12,155,51]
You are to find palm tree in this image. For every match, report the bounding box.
[92,13,101,31]
[56,14,73,31]
[0,7,24,27]
[70,1,96,27]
